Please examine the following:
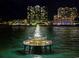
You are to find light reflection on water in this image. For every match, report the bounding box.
[52,26,79,52]
[26,26,48,39]
[12,26,79,51]
[26,26,79,52]
[1,26,79,52]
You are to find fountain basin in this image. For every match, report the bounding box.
[23,38,53,54]
[23,38,52,46]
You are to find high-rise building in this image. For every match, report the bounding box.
[58,7,78,19]
[27,5,48,25]
[53,7,78,25]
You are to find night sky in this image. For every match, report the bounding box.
[0,0,79,19]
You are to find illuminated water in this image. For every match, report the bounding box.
[0,26,79,57]
[34,24,42,38]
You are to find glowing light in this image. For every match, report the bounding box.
[34,24,41,38]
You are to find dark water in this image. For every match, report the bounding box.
[0,26,79,53]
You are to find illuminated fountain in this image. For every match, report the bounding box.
[33,24,46,40]
[23,24,52,54]
[23,24,52,46]
[28,24,48,46]
[34,24,42,38]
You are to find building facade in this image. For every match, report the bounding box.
[53,7,78,25]
[27,5,48,25]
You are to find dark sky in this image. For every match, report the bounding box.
[0,0,79,19]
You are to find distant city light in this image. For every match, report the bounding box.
[53,7,78,25]
[0,6,79,26]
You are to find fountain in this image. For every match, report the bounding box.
[23,24,53,54]
[34,24,41,38]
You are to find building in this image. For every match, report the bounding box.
[53,7,78,25]
[27,5,48,25]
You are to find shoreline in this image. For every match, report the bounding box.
[0,24,79,27]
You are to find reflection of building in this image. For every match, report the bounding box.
[27,5,48,25]
[53,7,78,25]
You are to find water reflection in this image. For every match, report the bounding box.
[0,26,79,53]
[53,26,79,52]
